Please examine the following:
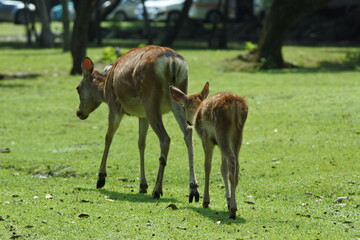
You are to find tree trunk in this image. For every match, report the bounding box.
[34,0,53,48]
[101,0,122,20]
[218,0,229,49]
[161,0,193,47]
[253,0,331,69]
[70,0,95,75]
[61,0,70,52]
[208,0,221,48]
[140,0,152,45]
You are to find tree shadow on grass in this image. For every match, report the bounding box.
[77,187,180,203]
[185,206,247,224]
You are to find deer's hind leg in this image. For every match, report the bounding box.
[144,105,170,199]
[218,129,238,219]
[201,137,215,208]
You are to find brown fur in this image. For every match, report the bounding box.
[170,82,248,219]
[76,45,199,201]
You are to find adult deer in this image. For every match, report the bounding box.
[170,82,248,219]
[76,45,199,202]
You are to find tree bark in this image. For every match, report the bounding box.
[161,0,193,47]
[70,0,95,75]
[61,0,70,52]
[140,0,152,45]
[101,0,122,21]
[253,0,331,69]
[218,0,229,48]
[34,0,53,48]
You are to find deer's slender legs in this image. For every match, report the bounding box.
[97,111,122,188]
[138,118,149,193]
[170,101,199,203]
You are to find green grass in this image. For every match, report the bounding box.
[0,45,359,239]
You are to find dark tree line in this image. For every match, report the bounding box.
[29,0,332,73]
[245,0,331,69]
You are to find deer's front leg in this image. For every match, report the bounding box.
[97,111,122,189]
[184,126,200,203]
[138,118,149,193]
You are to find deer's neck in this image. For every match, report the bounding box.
[93,72,107,103]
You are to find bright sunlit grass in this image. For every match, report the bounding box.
[0,44,359,239]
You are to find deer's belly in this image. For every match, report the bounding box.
[121,97,146,117]
[120,97,171,118]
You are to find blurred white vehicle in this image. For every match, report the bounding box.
[189,0,236,22]
[135,0,184,22]
[0,0,35,24]
[105,0,140,21]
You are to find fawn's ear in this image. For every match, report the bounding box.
[200,82,209,100]
[170,86,187,104]
[81,57,94,77]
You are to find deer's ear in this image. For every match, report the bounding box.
[200,82,209,100]
[170,86,186,104]
[81,57,94,77]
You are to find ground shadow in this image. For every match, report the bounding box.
[77,187,246,223]
[186,206,247,224]
[77,187,180,203]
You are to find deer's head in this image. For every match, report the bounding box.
[170,82,209,126]
[76,57,105,120]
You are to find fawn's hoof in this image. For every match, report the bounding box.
[96,173,107,189]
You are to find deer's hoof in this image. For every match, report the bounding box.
[189,184,200,203]
[151,190,162,199]
[229,208,237,219]
[203,201,210,208]
[139,183,148,194]
[96,173,107,189]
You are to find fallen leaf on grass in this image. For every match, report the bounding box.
[10,235,24,239]
[334,197,350,203]
[0,148,10,153]
[244,201,255,205]
[176,227,187,230]
[334,203,347,207]
[166,204,178,210]
[45,194,53,199]
[78,214,90,218]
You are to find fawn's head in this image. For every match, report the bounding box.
[76,57,105,120]
[170,82,209,125]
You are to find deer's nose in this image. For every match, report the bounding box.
[76,110,88,120]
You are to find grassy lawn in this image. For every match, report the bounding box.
[0,42,359,239]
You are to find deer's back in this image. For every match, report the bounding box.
[195,93,248,141]
[105,45,188,117]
